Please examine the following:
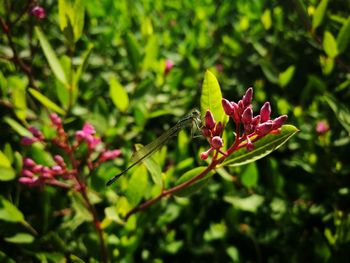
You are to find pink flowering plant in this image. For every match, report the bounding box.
[124,71,298,218]
[19,113,120,262]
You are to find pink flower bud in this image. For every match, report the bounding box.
[82,123,96,135]
[215,64,223,72]
[242,107,253,124]
[222,98,235,116]
[31,6,45,19]
[29,126,44,140]
[51,165,63,174]
[242,87,253,107]
[164,59,174,75]
[22,169,34,178]
[54,155,65,166]
[86,135,101,150]
[200,151,209,160]
[32,164,43,173]
[211,136,223,149]
[256,122,273,136]
[75,130,85,141]
[260,102,271,123]
[214,122,223,136]
[21,136,37,146]
[205,110,216,129]
[23,158,36,168]
[201,127,211,137]
[50,113,62,127]
[100,149,121,161]
[19,177,35,185]
[272,115,288,130]
[316,120,329,135]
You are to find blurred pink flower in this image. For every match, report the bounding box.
[164,59,174,75]
[31,6,45,19]
[316,121,329,135]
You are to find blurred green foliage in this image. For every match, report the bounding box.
[1,0,350,262]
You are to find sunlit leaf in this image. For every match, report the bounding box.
[261,9,272,30]
[134,144,162,186]
[224,194,264,213]
[336,17,350,53]
[9,77,27,121]
[0,196,24,223]
[109,76,129,112]
[174,166,215,197]
[125,165,148,206]
[0,151,15,181]
[200,70,227,125]
[278,65,295,87]
[221,125,299,167]
[35,27,68,86]
[3,117,31,137]
[73,0,85,42]
[28,88,65,115]
[312,0,328,30]
[323,31,339,58]
[4,233,34,244]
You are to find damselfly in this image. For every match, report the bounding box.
[106,109,202,186]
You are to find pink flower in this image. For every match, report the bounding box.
[29,126,44,140]
[82,123,96,135]
[31,6,45,19]
[242,87,253,107]
[164,59,174,75]
[99,149,121,162]
[316,121,329,135]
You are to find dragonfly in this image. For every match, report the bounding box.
[106,109,202,186]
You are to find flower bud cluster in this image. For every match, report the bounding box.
[200,111,225,160]
[221,87,287,151]
[19,157,67,187]
[200,87,288,160]
[19,113,121,189]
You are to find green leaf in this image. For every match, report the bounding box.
[323,31,339,58]
[312,0,328,30]
[73,0,85,42]
[336,17,350,53]
[28,88,65,115]
[278,65,295,87]
[259,60,279,84]
[3,117,31,137]
[58,0,69,31]
[174,166,215,197]
[9,76,27,121]
[200,70,227,125]
[109,76,129,112]
[143,35,158,70]
[75,44,94,84]
[4,233,34,244]
[134,144,162,186]
[261,9,272,30]
[35,27,68,86]
[0,151,15,181]
[224,194,264,213]
[241,163,259,188]
[0,196,24,223]
[125,33,142,73]
[125,165,148,206]
[221,125,299,167]
[323,94,350,134]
